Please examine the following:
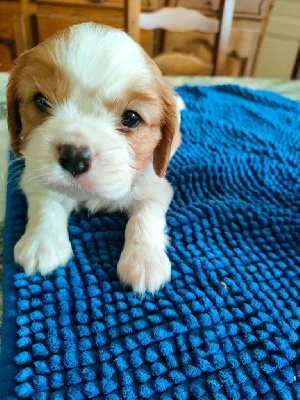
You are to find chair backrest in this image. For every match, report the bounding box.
[125,0,235,76]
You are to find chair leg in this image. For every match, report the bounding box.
[125,0,141,43]
[213,0,235,76]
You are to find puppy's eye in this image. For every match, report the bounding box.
[34,93,50,112]
[121,110,141,129]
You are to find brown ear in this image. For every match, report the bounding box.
[7,52,28,157]
[153,82,178,178]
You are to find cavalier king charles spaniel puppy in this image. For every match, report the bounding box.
[7,23,182,294]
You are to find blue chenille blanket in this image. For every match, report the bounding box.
[2,85,300,400]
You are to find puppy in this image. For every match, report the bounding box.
[7,23,181,294]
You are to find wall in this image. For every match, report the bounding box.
[255,0,300,79]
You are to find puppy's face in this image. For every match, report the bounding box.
[7,23,178,201]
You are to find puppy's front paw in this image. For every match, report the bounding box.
[117,246,171,294]
[14,230,72,276]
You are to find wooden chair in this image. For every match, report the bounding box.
[125,0,235,76]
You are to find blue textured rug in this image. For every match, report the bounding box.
[2,85,300,400]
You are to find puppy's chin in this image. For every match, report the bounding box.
[40,167,134,202]
[21,119,135,202]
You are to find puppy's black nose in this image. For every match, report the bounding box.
[59,144,91,177]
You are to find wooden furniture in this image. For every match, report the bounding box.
[126,0,235,75]
[0,0,165,71]
[161,0,273,77]
[292,46,300,80]
[0,0,273,77]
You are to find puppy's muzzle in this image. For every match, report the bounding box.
[58,144,92,177]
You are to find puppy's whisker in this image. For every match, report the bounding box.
[4,158,24,179]
[8,157,24,165]
[6,171,22,187]
[25,174,50,184]
[5,172,22,195]
[8,183,22,195]
[6,161,23,178]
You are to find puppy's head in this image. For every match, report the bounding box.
[7,23,178,201]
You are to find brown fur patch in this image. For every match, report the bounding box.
[105,83,165,173]
[7,28,71,156]
[7,52,29,156]
[144,56,179,177]
[127,124,162,172]
[107,56,178,177]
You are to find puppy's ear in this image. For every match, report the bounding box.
[7,52,28,157]
[153,81,178,178]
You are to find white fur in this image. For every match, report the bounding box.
[117,166,173,293]
[14,189,75,275]
[60,24,150,93]
[14,23,176,294]
[22,104,134,201]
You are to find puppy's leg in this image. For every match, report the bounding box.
[14,189,75,275]
[117,172,173,294]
